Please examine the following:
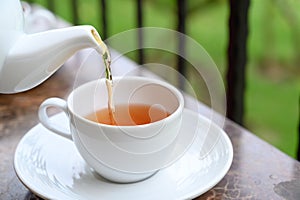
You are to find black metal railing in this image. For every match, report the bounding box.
[100,0,108,40]
[226,0,250,125]
[176,0,187,91]
[23,0,300,161]
[297,95,300,161]
[136,0,144,65]
[22,0,249,128]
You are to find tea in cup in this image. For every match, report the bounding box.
[38,76,184,183]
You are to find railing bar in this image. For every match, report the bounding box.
[297,94,300,161]
[177,0,187,90]
[100,0,108,40]
[47,0,55,13]
[71,0,79,25]
[226,0,250,125]
[136,0,144,65]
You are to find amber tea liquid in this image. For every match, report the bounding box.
[85,104,170,126]
[91,29,115,124]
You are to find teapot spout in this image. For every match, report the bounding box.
[0,25,105,93]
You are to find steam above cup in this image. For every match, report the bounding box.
[38,76,184,183]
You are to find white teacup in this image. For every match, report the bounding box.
[38,76,184,183]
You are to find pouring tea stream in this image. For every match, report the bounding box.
[0,0,110,94]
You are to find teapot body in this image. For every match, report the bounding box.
[0,0,105,93]
[0,0,24,71]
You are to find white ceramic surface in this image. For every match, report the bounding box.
[14,109,233,200]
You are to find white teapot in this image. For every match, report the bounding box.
[0,0,104,93]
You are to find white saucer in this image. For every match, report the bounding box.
[14,109,233,200]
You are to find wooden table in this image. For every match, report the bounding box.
[0,48,300,200]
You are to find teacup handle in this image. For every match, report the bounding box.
[38,97,72,140]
